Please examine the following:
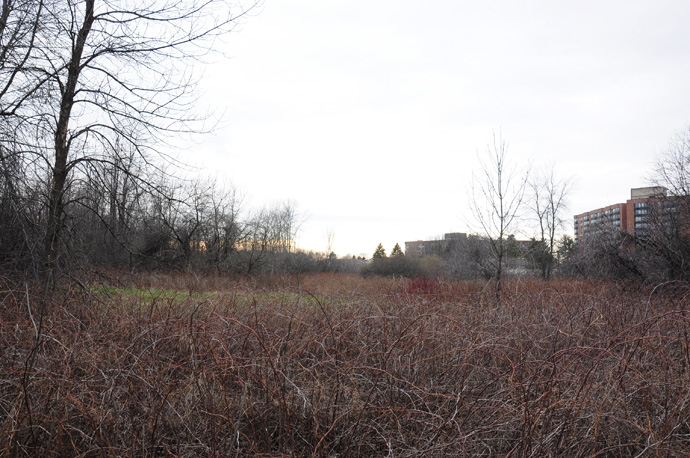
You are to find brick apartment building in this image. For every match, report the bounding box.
[573,186,683,242]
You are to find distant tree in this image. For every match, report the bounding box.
[360,242,427,278]
[529,166,572,279]
[505,234,521,258]
[240,202,299,274]
[323,230,336,271]
[465,235,494,280]
[569,228,640,280]
[325,229,335,255]
[372,243,387,259]
[361,249,423,278]
[526,238,551,277]
[200,181,243,271]
[557,235,576,263]
[469,131,528,304]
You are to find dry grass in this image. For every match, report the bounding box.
[1,273,690,457]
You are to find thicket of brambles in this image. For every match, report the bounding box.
[2,273,690,456]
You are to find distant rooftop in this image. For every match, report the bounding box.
[631,186,667,199]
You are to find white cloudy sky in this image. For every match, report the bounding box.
[190,0,690,257]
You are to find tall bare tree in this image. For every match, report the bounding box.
[469,131,528,303]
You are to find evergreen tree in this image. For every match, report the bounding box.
[506,234,522,258]
[372,243,387,259]
[391,243,404,257]
[557,235,575,261]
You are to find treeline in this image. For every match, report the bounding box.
[0,153,364,277]
[361,236,575,280]
[362,210,690,283]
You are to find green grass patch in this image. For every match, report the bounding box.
[90,285,332,309]
[91,285,198,304]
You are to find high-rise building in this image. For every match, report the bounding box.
[573,187,683,242]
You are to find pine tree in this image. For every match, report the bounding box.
[372,243,387,259]
[391,243,404,257]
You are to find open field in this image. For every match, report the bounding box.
[2,273,690,457]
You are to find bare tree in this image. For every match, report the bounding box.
[156,178,209,266]
[646,127,690,280]
[200,181,243,270]
[529,166,572,278]
[0,0,258,288]
[469,131,528,303]
[239,202,300,274]
[652,127,690,197]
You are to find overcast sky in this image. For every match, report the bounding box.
[190,0,690,257]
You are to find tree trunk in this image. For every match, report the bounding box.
[44,0,94,290]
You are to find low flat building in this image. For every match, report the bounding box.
[405,232,467,257]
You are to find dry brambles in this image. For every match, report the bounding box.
[1,273,690,457]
